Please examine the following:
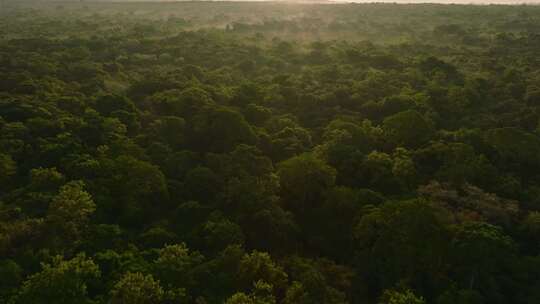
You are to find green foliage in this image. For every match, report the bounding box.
[197,216,245,252]
[354,200,449,291]
[0,153,16,184]
[0,259,23,299]
[485,127,540,168]
[284,281,310,304]
[191,107,257,152]
[154,243,205,288]
[379,289,425,304]
[46,180,96,250]
[277,153,336,210]
[48,180,95,225]
[110,272,164,304]
[237,251,288,292]
[383,110,434,148]
[14,254,100,304]
[29,167,65,191]
[225,281,276,304]
[2,3,540,304]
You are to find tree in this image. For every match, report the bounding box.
[94,94,136,117]
[283,256,350,304]
[184,166,220,204]
[277,154,336,212]
[520,212,540,254]
[450,222,515,292]
[237,251,288,293]
[244,103,272,125]
[0,153,16,185]
[413,142,498,190]
[15,254,100,304]
[419,56,461,84]
[29,167,65,191]
[190,107,256,152]
[392,148,417,190]
[195,216,245,253]
[225,280,276,304]
[284,281,310,304]
[358,151,399,193]
[354,200,449,293]
[263,115,313,161]
[100,156,169,225]
[418,181,519,227]
[154,243,204,288]
[383,110,434,148]
[0,217,44,257]
[229,144,274,178]
[148,116,186,149]
[379,289,425,304]
[304,186,364,259]
[165,87,213,117]
[436,287,484,304]
[243,204,299,254]
[110,272,164,304]
[47,180,95,227]
[47,180,96,249]
[485,127,540,170]
[0,259,23,300]
[232,82,264,107]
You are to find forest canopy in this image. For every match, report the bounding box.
[1,1,540,304]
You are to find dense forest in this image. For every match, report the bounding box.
[2,1,540,303]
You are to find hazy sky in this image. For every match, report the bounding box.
[79,0,540,3]
[32,0,540,4]
[335,0,540,3]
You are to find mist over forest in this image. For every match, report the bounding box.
[4,0,540,3]
[2,1,540,304]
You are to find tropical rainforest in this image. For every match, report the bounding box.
[1,1,540,303]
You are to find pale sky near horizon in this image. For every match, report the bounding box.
[67,0,540,3]
[97,0,540,4]
[24,0,539,5]
[335,0,540,3]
